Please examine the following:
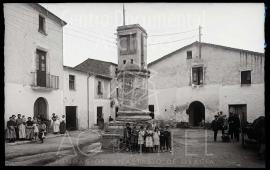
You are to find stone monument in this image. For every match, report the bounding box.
[101,24,152,150]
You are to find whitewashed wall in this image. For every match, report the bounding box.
[4,3,64,124]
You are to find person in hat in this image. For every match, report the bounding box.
[211,115,219,142]
[6,117,17,143]
[123,123,131,151]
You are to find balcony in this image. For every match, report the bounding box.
[31,72,59,90]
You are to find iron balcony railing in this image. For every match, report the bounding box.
[31,71,59,89]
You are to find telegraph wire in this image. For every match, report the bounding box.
[148,28,197,37]
[148,35,197,46]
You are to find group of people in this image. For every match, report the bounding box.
[6,114,47,143]
[51,113,66,134]
[6,113,67,143]
[123,123,172,153]
[211,111,241,142]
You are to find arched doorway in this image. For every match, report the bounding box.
[187,101,205,126]
[34,97,48,120]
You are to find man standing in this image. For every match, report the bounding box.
[164,124,172,152]
[211,115,219,142]
[228,112,235,141]
[233,113,240,142]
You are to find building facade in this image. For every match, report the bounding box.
[4,3,66,124]
[148,41,264,125]
[70,58,118,129]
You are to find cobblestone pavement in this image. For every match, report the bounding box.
[83,129,265,167]
[5,128,265,167]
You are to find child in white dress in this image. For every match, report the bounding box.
[138,126,145,153]
[33,122,39,141]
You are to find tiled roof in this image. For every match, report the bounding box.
[74,58,117,78]
[148,41,264,67]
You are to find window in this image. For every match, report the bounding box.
[98,81,103,95]
[38,15,46,34]
[131,59,133,64]
[116,87,119,98]
[192,67,203,85]
[69,75,75,90]
[123,60,126,64]
[119,34,137,54]
[241,70,251,85]
[187,51,192,59]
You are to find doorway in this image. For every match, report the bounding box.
[34,97,48,120]
[65,106,77,130]
[115,107,118,118]
[97,106,103,124]
[229,104,247,123]
[36,49,47,87]
[188,101,205,126]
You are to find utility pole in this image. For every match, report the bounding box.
[123,3,126,26]
[199,25,202,58]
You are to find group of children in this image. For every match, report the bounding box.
[123,123,172,153]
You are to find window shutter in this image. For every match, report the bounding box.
[199,67,203,84]
[192,68,198,84]
[36,53,39,71]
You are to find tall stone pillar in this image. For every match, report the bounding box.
[116,24,151,122]
[102,24,152,150]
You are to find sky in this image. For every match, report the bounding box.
[40,3,265,67]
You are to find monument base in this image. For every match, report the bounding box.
[101,112,152,150]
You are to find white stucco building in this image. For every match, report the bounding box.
[4,3,119,130]
[4,3,66,126]
[148,41,264,125]
[63,59,118,130]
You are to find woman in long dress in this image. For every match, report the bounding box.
[51,113,57,133]
[16,115,26,140]
[53,116,60,134]
[153,126,160,152]
[6,117,17,142]
[59,115,66,134]
[25,117,34,140]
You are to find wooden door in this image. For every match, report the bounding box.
[36,50,46,87]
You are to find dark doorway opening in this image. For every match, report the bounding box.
[97,106,103,124]
[34,97,48,120]
[66,106,77,130]
[188,101,205,126]
[229,104,247,124]
[115,107,119,118]
[149,105,154,119]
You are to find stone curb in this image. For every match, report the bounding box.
[6,134,65,146]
